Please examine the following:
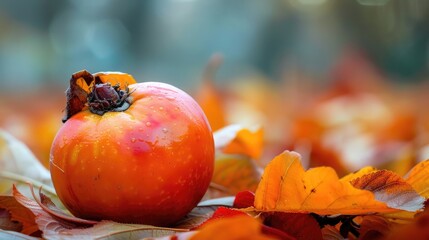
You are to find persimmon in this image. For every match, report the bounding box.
[50,70,214,226]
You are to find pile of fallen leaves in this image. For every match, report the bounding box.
[0,123,428,239]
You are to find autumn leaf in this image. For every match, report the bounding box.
[211,154,262,195]
[233,191,255,209]
[0,196,38,235]
[0,208,22,232]
[382,211,429,240]
[190,215,277,240]
[175,206,221,230]
[358,215,391,240]
[340,166,377,183]
[321,226,343,240]
[404,159,429,198]
[214,124,264,160]
[350,170,425,211]
[12,185,188,239]
[0,130,51,193]
[0,229,39,240]
[254,151,397,215]
[263,212,322,240]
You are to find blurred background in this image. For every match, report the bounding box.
[1,0,429,175]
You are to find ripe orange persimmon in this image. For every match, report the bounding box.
[50,70,214,226]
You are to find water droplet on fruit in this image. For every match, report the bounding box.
[131,138,136,143]
[162,128,168,133]
[159,106,164,111]
[146,122,152,127]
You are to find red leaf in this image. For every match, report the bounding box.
[0,208,22,232]
[261,225,296,240]
[263,212,322,240]
[196,207,247,229]
[359,215,391,240]
[321,226,343,240]
[233,191,255,208]
[0,196,38,235]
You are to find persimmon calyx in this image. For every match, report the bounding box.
[87,83,132,116]
[62,70,133,123]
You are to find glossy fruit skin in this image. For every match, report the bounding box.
[50,82,214,226]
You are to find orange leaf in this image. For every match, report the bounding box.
[214,124,264,160]
[404,160,429,198]
[254,151,396,215]
[190,215,276,240]
[212,154,262,194]
[350,170,425,212]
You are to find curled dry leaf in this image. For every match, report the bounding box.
[404,160,429,198]
[13,185,188,239]
[214,124,264,160]
[0,196,38,235]
[190,215,276,240]
[0,130,51,192]
[350,170,425,212]
[254,151,397,215]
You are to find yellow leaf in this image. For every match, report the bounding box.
[254,151,396,215]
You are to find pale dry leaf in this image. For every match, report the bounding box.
[350,170,425,212]
[13,185,188,240]
[0,130,51,192]
[0,229,39,240]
